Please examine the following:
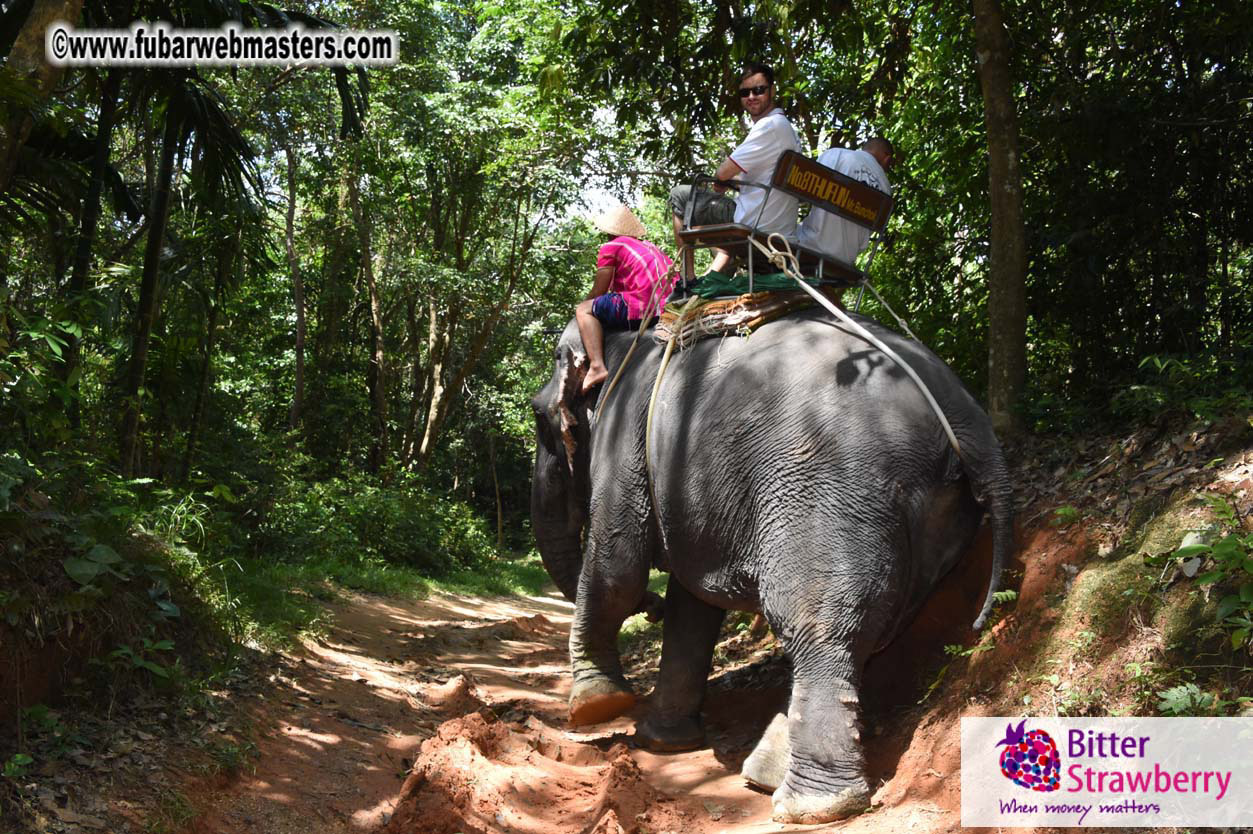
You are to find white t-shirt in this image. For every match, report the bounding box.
[728,108,802,234]
[795,147,891,264]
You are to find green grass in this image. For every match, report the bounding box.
[430,551,551,597]
[620,613,662,647]
[202,739,259,778]
[144,790,196,834]
[619,571,670,651]
[216,550,553,648]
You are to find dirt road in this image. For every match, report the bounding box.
[186,569,1008,834]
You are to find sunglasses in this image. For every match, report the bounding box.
[738,84,770,98]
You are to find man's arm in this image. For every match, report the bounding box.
[584,265,614,299]
[712,156,744,193]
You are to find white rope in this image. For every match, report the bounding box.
[858,278,919,342]
[642,297,702,547]
[748,234,963,459]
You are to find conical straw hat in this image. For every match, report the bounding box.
[593,203,647,239]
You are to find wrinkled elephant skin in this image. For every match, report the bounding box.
[530,309,1012,824]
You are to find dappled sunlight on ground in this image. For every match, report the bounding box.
[174,532,1052,834]
[182,434,1253,834]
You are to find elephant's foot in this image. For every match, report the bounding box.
[569,678,636,727]
[770,780,871,824]
[633,714,705,753]
[741,711,789,791]
[634,590,665,623]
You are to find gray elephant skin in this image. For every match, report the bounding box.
[530,307,1012,824]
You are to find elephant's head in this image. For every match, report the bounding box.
[530,323,593,603]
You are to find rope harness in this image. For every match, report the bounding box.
[654,285,842,348]
[744,234,963,459]
[642,295,704,535]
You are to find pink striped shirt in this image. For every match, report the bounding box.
[596,236,675,320]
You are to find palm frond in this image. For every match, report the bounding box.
[0,122,141,231]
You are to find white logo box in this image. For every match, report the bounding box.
[961,717,1253,827]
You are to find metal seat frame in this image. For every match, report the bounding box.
[677,149,893,297]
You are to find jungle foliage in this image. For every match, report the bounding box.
[0,0,1250,738]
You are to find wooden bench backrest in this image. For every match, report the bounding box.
[770,149,892,233]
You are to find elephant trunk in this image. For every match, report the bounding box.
[532,337,593,605]
[531,447,586,603]
[535,530,583,604]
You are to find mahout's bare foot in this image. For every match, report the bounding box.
[582,365,609,394]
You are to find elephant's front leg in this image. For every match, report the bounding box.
[567,538,649,726]
[634,577,725,752]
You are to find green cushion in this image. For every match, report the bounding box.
[688,269,817,299]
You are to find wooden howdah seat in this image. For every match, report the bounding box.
[677,149,893,292]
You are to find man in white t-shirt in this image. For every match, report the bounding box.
[795,137,894,265]
[669,62,802,275]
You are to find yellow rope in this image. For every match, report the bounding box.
[642,296,706,528]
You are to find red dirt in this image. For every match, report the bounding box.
[174,515,1047,826]
[183,522,1092,834]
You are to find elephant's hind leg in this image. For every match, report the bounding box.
[770,674,871,823]
[741,709,790,791]
[761,568,882,823]
[634,577,724,752]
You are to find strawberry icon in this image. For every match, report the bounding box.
[996,720,1060,792]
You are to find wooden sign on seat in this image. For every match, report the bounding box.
[677,149,893,289]
[770,150,892,233]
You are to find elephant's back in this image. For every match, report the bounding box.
[647,308,973,537]
[656,309,961,446]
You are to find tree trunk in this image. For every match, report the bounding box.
[415,303,455,468]
[62,69,121,428]
[284,144,305,429]
[414,194,541,468]
[0,0,86,195]
[1218,219,1230,352]
[309,166,355,447]
[973,0,1027,436]
[181,262,226,483]
[489,433,503,551]
[414,275,519,468]
[345,155,388,472]
[400,295,424,466]
[1182,124,1211,356]
[48,211,70,290]
[119,109,181,476]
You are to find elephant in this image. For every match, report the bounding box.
[530,306,1012,824]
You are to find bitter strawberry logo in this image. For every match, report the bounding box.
[996,720,1061,792]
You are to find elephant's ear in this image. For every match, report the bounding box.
[557,347,589,475]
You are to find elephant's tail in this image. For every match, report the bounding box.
[971,453,1014,631]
